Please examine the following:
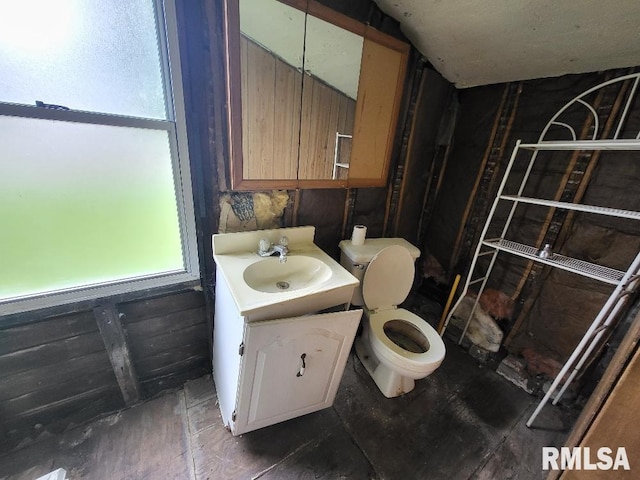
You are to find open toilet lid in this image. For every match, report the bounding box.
[362,245,415,311]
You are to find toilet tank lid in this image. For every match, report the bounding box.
[338,238,421,264]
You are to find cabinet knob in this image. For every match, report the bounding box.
[296,353,307,377]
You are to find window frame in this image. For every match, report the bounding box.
[0,0,200,315]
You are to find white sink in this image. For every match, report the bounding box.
[212,226,359,321]
[243,256,332,293]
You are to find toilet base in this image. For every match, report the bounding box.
[355,336,415,398]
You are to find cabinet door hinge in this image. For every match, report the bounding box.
[232,410,237,421]
[238,342,244,356]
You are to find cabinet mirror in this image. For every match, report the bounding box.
[224,0,409,190]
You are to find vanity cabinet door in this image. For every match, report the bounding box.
[232,309,362,435]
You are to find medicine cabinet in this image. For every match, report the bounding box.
[223,0,409,190]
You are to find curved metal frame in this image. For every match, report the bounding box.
[440,73,640,427]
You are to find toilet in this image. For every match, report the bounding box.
[339,238,446,398]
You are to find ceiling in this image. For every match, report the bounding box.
[374,0,640,88]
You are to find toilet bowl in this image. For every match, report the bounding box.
[339,240,446,398]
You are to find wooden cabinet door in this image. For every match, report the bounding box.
[232,309,362,435]
[348,29,409,188]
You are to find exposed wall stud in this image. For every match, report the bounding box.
[93,303,142,406]
[449,82,522,274]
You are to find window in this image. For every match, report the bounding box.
[0,0,199,314]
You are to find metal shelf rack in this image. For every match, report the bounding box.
[332,132,352,179]
[441,73,640,427]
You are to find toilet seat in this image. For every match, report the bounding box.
[362,245,445,376]
[368,309,446,375]
[362,245,414,311]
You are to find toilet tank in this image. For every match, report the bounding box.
[338,238,421,306]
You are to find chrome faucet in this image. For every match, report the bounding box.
[258,236,289,263]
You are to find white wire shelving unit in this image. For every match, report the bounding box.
[441,73,640,428]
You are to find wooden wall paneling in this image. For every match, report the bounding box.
[94,304,142,406]
[299,75,355,180]
[296,189,348,257]
[321,86,340,179]
[342,96,356,132]
[1,362,119,417]
[0,347,115,403]
[298,75,334,180]
[325,87,343,178]
[119,291,209,392]
[297,80,311,180]
[134,347,209,381]
[0,310,124,448]
[126,323,208,370]
[141,366,211,399]
[0,338,122,453]
[117,290,205,320]
[123,335,208,398]
[0,310,97,352]
[243,39,277,179]
[0,329,105,379]
[242,37,361,183]
[135,349,209,398]
[0,309,120,430]
[274,56,302,179]
[349,188,388,240]
[136,345,209,380]
[123,307,207,339]
[299,77,326,179]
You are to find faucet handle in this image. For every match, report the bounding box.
[279,236,289,247]
[258,238,271,254]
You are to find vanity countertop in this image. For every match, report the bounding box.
[213,226,358,317]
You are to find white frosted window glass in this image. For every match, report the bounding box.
[0,116,183,301]
[0,0,166,119]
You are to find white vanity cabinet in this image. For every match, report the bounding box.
[213,270,362,436]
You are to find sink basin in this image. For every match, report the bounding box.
[243,256,332,293]
[212,226,359,320]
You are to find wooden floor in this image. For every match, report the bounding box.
[0,341,573,479]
